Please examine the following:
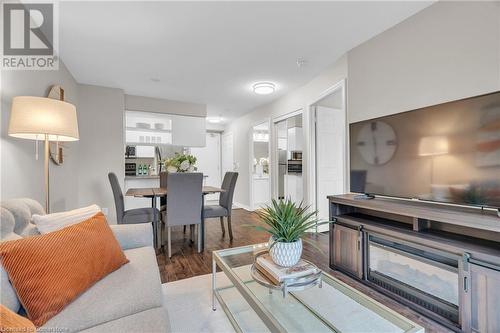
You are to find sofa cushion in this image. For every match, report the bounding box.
[80,307,169,333]
[0,199,40,237]
[0,213,129,327]
[0,208,22,313]
[32,204,101,234]
[41,246,163,332]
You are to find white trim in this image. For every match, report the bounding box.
[249,119,272,211]
[272,108,303,124]
[307,79,348,230]
[271,109,304,201]
[233,202,253,211]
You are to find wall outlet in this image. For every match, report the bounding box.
[102,207,109,216]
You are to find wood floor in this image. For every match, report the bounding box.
[156,208,453,333]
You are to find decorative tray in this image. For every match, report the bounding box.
[250,251,322,298]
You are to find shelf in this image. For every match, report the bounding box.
[126,126,172,134]
[328,194,500,233]
[125,142,172,147]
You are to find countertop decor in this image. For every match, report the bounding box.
[163,153,197,173]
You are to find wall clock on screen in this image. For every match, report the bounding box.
[356,121,397,165]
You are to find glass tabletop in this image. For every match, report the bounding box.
[213,244,424,333]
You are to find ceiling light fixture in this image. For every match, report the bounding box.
[253,82,275,95]
[207,116,224,124]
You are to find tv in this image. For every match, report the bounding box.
[349,91,500,209]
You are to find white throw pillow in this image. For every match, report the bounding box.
[32,204,101,234]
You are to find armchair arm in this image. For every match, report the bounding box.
[109,223,153,250]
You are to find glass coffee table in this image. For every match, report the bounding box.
[212,243,424,333]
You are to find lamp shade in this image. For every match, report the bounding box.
[8,96,79,141]
[418,135,448,156]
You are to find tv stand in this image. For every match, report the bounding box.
[353,193,375,200]
[328,194,500,332]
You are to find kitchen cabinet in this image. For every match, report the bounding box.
[284,174,302,203]
[171,115,206,147]
[126,110,205,147]
[252,176,270,209]
[332,223,363,279]
[463,259,500,332]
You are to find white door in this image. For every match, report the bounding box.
[191,132,221,201]
[316,106,346,231]
[222,132,234,174]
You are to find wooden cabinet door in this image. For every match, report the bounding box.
[332,224,363,278]
[463,260,500,332]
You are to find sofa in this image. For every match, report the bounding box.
[0,198,170,333]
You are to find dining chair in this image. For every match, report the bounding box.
[161,172,203,258]
[108,172,159,225]
[203,172,238,240]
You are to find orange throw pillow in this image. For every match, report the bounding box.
[0,212,129,327]
[0,304,36,333]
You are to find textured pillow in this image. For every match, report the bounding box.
[32,204,101,234]
[0,208,22,312]
[0,304,35,332]
[0,213,129,327]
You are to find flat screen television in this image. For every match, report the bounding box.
[349,91,500,209]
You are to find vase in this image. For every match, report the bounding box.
[269,237,303,267]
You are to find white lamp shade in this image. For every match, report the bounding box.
[418,135,448,156]
[8,96,79,141]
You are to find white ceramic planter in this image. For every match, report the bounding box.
[269,237,303,267]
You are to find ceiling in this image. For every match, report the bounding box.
[59,1,432,122]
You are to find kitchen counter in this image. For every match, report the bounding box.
[125,175,160,180]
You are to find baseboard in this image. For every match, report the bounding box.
[233,202,253,211]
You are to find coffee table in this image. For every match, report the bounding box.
[212,243,424,333]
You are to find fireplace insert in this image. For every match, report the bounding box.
[366,233,460,324]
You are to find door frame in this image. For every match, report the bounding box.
[249,119,272,210]
[307,79,348,228]
[271,109,303,201]
[207,130,223,183]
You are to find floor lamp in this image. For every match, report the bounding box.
[8,96,79,213]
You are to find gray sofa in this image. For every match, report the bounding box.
[0,198,170,333]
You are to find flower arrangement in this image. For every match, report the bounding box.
[163,153,198,173]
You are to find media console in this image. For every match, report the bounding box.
[328,194,500,333]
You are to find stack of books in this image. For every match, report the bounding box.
[255,253,319,285]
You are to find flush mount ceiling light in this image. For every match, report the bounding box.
[207,116,224,124]
[253,82,275,95]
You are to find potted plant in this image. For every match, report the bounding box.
[163,153,198,173]
[250,199,331,267]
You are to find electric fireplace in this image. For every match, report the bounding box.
[366,233,460,323]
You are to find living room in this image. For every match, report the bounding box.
[1,1,499,332]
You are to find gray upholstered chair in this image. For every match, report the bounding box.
[162,172,203,258]
[108,172,159,225]
[203,172,238,240]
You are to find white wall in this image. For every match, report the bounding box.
[1,62,80,212]
[225,55,348,207]
[76,84,124,223]
[226,1,500,209]
[348,1,500,123]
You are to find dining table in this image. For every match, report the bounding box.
[125,186,225,251]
